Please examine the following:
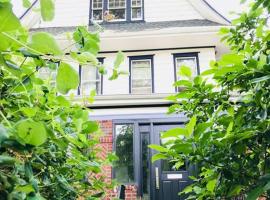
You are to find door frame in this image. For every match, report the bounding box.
[112,118,187,200]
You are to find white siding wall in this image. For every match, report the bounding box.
[35,0,90,28]
[34,0,204,28]
[100,48,215,95]
[144,0,203,22]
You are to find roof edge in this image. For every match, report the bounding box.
[189,0,231,25]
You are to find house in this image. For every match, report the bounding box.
[22,0,230,199]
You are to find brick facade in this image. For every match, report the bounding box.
[98,120,138,200]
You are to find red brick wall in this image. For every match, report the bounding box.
[98,120,138,200]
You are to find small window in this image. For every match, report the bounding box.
[131,0,142,20]
[80,64,102,96]
[130,56,153,94]
[175,56,198,80]
[92,0,103,21]
[114,124,134,183]
[108,0,126,21]
[174,53,199,91]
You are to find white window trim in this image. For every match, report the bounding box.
[131,59,152,94]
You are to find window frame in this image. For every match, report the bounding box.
[113,122,137,185]
[78,57,104,96]
[131,0,143,20]
[173,52,200,92]
[89,0,145,23]
[91,0,104,22]
[108,0,127,21]
[129,55,154,94]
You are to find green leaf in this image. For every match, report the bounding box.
[20,107,37,117]
[114,51,124,69]
[71,52,99,66]
[179,65,192,78]
[28,32,63,55]
[194,122,213,139]
[228,185,243,197]
[82,121,99,134]
[0,124,9,144]
[251,75,270,83]
[148,144,168,152]
[161,127,189,138]
[186,116,197,137]
[40,0,55,21]
[201,69,215,76]
[0,2,21,32]
[22,0,31,7]
[15,184,35,194]
[174,80,192,87]
[151,153,167,163]
[56,62,79,94]
[207,179,217,193]
[0,155,16,166]
[171,143,193,154]
[247,182,270,200]
[17,120,47,146]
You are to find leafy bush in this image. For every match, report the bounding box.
[150,1,270,199]
[0,1,122,199]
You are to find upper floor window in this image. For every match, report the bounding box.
[108,0,126,21]
[79,58,104,95]
[130,55,154,94]
[173,53,199,91]
[92,0,103,21]
[90,0,144,22]
[131,0,142,20]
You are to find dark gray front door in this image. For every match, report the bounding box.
[151,124,191,200]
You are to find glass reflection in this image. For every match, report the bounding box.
[114,124,134,183]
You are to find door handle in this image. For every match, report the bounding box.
[155,167,160,190]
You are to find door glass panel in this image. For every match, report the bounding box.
[114,124,134,183]
[141,132,150,200]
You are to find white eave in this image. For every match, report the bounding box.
[189,0,231,25]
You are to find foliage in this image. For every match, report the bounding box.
[0,1,123,199]
[150,1,270,200]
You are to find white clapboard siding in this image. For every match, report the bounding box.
[36,0,90,28]
[100,48,215,95]
[34,0,206,28]
[144,0,204,22]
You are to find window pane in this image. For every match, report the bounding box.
[132,7,142,19]
[176,57,197,80]
[114,124,134,183]
[93,10,103,21]
[109,9,126,20]
[141,132,150,200]
[132,0,141,7]
[80,65,101,95]
[109,0,126,8]
[93,0,103,8]
[131,59,152,94]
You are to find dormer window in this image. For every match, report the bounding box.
[131,0,142,20]
[90,0,144,22]
[92,0,103,21]
[108,0,126,21]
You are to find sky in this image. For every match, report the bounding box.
[207,0,249,20]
